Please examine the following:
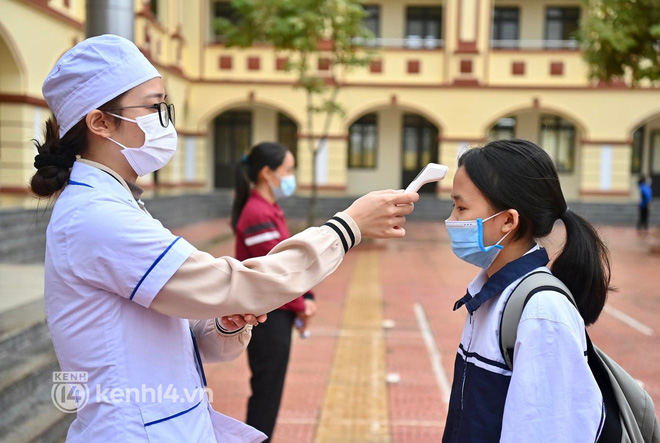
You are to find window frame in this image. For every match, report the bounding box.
[277,113,298,161]
[539,115,576,173]
[631,126,644,174]
[488,117,517,140]
[492,7,520,47]
[405,6,443,40]
[348,113,379,169]
[401,113,439,172]
[544,6,581,42]
[210,0,241,43]
[363,5,381,39]
[150,0,159,20]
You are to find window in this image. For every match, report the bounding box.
[652,131,660,176]
[406,6,443,48]
[492,7,519,48]
[363,5,380,39]
[213,110,252,188]
[278,113,298,161]
[631,126,644,174]
[150,0,159,19]
[211,1,240,42]
[402,114,438,171]
[539,115,576,173]
[348,114,378,169]
[545,7,580,49]
[488,117,516,140]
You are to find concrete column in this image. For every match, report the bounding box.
[86,0,134,40]
[515,111,539,142]
[252,107,277,145]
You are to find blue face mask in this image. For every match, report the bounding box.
[445,211,511,269]
[270,174,296,199]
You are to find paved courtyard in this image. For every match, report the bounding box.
[172,218,660,443]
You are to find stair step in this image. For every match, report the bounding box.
[0,298,73,442]
[0,332,59,412]
[0,299,47,353]
[0,377,74,443]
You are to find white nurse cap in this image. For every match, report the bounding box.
[42,34,161,137]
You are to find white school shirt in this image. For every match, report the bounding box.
[446,245,604,442]
[44,161,265,442]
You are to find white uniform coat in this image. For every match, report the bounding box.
[45,161,265,442]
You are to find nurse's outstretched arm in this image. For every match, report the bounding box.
[150,190,418,319]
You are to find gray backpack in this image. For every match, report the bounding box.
[500,271,660,443]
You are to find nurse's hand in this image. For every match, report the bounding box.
[220,314,268,330]
[345,190,419,239]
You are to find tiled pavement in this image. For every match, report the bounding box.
[171,219,660,443]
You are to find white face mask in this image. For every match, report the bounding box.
[106,112,177,177]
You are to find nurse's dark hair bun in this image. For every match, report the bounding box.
[30,117,86,198]
[30,92,126,198]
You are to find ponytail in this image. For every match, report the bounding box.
[459,139,612,326]
[231,159,252,231]
[230,142,288,231]
[552,209,612,325]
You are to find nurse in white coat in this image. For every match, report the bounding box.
[32,35,419,442]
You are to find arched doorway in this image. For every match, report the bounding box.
[487,110,582,198]
[211,106,299,189]
[488,113,578,173]
[345,107,442,195]
[0,31,25,191]
[277,112,298,161]
[213,110,252,188]
[401,113,439,193]
[631,115,660,198]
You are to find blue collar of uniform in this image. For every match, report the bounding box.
[68,161,133,199]
[453,247,550,314]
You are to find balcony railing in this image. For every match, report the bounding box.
[491,39,581,50]
[353,36,444,49]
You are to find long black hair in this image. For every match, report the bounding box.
[230,142,288,231]
[459,139,612,325]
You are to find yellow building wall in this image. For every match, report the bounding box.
[580,144,632,198]
[3,0,660,202]
[48,0,85,23]
[488,52,589,85]
[0,103,43,190]
[2,0,84,97]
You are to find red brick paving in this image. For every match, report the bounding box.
[172,220,660,442]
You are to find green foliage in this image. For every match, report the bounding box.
[579,0,660,85]
[214,0,376,225]
[214,0,374,96]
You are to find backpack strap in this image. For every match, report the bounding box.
[499,270,577,370]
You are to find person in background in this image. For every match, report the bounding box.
[638,175,653,235]
[231,142,316,440]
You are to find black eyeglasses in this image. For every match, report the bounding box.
[108,102,175,128]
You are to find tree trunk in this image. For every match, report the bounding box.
[306,90,317,227]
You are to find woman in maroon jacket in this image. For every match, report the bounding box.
[231,142,314,439]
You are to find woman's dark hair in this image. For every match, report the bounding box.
[459,139,612,325]
[30,94,125,198]
[231,142,289,231]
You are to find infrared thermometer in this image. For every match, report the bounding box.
[404,163,449,193]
